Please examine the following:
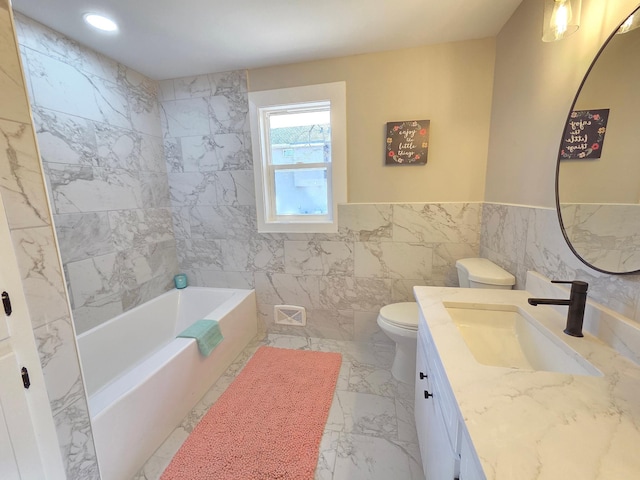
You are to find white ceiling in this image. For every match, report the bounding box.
[11,0,523,80]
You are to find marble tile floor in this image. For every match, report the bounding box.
[133,333,424,480]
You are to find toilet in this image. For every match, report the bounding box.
[455,257,516,290]
[377,257,515,383]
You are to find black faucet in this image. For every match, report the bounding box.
[527,280,588,337]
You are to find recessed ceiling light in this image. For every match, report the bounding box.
[83,13,118,32]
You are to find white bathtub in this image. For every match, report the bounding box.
[76,287,258,480]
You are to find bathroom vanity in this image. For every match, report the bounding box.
[413,272,640,479]
[415,315,484,479]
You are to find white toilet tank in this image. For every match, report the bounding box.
[455,258,515,289]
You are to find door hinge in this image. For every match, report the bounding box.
[21,367,30,389]
[2,291,11,316]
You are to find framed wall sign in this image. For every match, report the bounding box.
[385,120,430,165]
[559,109,609,160]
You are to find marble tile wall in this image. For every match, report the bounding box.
[480,202,640,323]
[160,72,482,342]
[0,4,98,478]
[15,13,179,334]
[560,203,640,273]
[269,202,481,341]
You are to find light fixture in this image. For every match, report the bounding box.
[617,13,640,35]
[83,13,118,32]
[542,0,581,42]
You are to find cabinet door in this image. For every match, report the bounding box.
[415,333,430,462]
[423,392,457,479]
[416,333,457,479]
[460,429,485,480]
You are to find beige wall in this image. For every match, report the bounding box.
[248,39,496,203]
[561,24,640,204]
[485,0,639,208]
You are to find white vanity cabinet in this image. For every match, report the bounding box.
[459,429,485,480]
[415,330,459,479]
[415,316,486,480]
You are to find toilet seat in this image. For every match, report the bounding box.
[378,302,419,331]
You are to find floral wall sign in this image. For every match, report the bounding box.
[560,109,609,160]
[385,120,430,165]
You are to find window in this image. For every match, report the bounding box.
[248,82,347,233]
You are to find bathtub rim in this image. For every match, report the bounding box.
[76,286,253,341]
[89,288,258,480]
[78,286,256,416]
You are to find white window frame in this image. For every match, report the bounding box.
[249,82,347,233]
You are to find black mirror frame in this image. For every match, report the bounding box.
[555,5,640,275]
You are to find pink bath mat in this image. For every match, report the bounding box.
[161,346,342,479]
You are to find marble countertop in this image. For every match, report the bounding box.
[413,282,640,480]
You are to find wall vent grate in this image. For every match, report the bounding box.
[274,305,306,326]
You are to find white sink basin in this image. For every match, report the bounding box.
[444,302,601,376]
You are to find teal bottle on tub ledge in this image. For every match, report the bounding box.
[174,274,187,289]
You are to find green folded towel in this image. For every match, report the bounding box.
[177,319,223,357]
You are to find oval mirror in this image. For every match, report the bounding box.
[557,6,640,274]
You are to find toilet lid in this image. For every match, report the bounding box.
[379,302,419,330]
